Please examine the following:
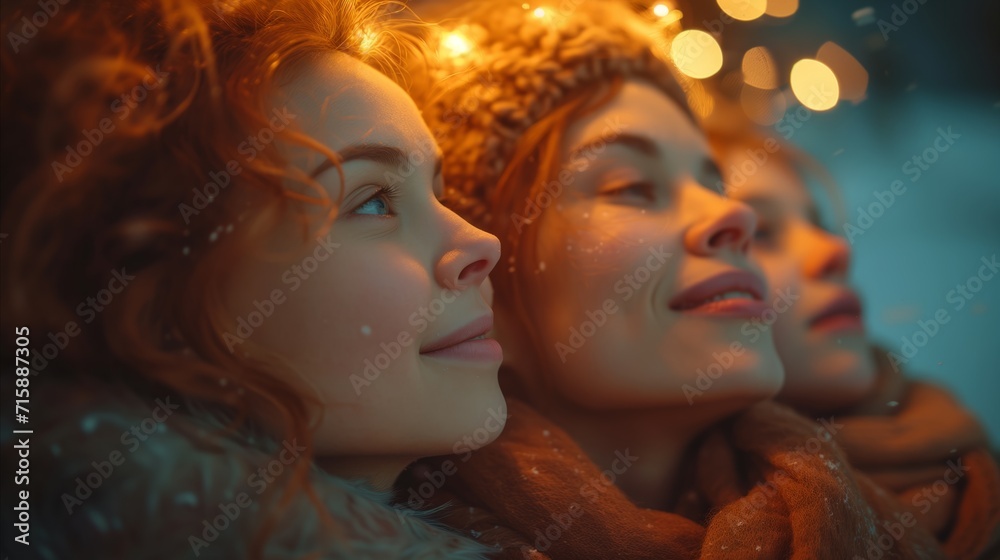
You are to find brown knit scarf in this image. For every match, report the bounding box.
[398,398,947,560]
[825,348,1000,559]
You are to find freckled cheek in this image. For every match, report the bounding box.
[534,212,676,316]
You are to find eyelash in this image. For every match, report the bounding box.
[350,185,401,217]
[600,181,655,200]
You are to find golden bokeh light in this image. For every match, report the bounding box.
[653,3,670,17]
[790,59,840,111]
[764,0,799,18]
[741,46,778,89]
[717,0,766,21]
[670,30,723,79]
[817,41,869,103]
[357,28,378,53]
[441,31,472,57]
[533,7,546,18]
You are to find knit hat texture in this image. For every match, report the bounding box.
[415,0,687,227]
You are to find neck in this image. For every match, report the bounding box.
[539,398,738,509]
[316,455,415,492]
[494,305,747,508]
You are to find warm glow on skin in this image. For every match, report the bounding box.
[226,54,505,485]
[720,146,876,412]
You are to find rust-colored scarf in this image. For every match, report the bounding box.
[826,349,1000,559]
[398,398,946,560]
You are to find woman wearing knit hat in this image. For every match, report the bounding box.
[398,1,946,558]
[709,120,1000,559]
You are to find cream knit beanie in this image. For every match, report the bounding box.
[414,0,687,227]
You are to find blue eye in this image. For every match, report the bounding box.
[350,186,399,217]
[355,197,389,216]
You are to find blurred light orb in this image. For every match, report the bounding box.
[852,6,876,26]
[533,7,546,18]
[441,32,472,57]
[670,30,723,79]
[653,3,671,17]
[717,0,766,21]
[790,59,840,111]
[357,28,378,52]
[817,41,869,103]
[764,0,798,18]
[741,46,778,89]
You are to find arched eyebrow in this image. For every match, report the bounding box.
[309,144,443,181]
[567,133,659,162]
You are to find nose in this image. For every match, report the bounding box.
[802,226,850,280]
[683,187,757,257]
[435,208,501,292]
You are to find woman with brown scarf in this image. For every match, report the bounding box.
[396,1,950,557]
[709,121,1000,559]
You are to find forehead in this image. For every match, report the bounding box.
[562,78,709,159]
[277,52,435,156]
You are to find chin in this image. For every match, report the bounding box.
[432,381,508,455]
[713,346,785,402]
[780,344,877,413]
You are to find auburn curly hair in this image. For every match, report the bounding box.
[2,0,410,554]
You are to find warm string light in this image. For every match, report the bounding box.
[357,27,378,53]
[765,0,799,18]
[670,30,723,79]
[717,0,766,22]
[789,58,840,111]
[437,1,860,121]
[441,31,472,57]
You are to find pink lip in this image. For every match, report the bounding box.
[668,270,767,318]
[810,291,864,333]
[420,315,502,362]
